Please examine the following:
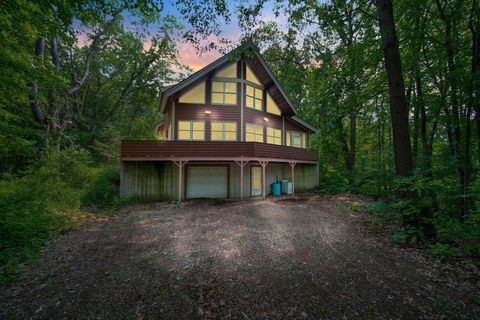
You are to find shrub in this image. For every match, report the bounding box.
[81,166,121,209]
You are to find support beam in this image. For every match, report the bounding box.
[289,161,297,196]
[258,160,269,199]
[173,160,188,201]
[235,160,249,199]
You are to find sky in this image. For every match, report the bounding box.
[75,1,291,72]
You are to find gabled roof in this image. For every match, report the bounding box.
[158,41,316,132]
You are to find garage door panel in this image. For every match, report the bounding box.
[186,166,228,198]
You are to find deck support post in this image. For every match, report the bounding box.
[289,161,297,196]
[235,160,249,199]
[259,160,269,199]
[173,160,188,201]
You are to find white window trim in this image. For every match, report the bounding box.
[177,120,206,141]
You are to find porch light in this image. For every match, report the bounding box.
[205,110,211,115]
[264,117,269,122]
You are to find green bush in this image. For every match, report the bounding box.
[0,147,96,283]
[81,166,124,209]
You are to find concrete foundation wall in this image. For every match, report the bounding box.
[120,161,319,201]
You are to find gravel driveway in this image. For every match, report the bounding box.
[1,196,479,319]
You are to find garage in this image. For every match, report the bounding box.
[186,166,228,199]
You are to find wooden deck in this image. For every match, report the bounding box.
[121,141,318,163]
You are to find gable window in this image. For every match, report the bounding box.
[211,122,237,141]
[286,131,306,148]
[266,127,282,145]
[246,85,263,110]
[266,92,281,115]
[178,81,205,104]
[246,123,264,142]
[215,62,237,78]
[246,64,261,85]
[212,81,237,105]
[178,121,205,141]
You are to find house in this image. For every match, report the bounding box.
[120,43,318,201]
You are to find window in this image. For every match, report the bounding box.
[178,121,205,140]
[179,81,205,104]
[286,131,306,148]
[246,65,261,85]
[266,92,281,115]
[211,122,237,141]
[211,81,237,105]
[246,85,263,110]
[267,127,282,145]
[246,123,264,142]
[215,62,237,78]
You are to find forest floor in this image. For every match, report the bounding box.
[1,195,479,319]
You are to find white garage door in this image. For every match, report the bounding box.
[186,166,228,199]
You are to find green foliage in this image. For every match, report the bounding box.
[82,166,131,209]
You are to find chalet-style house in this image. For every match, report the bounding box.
[120,43,318,201]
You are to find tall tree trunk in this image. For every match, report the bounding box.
[31,37,46,123]
[375,0,436,239]
[348,111,356,182]
[375,0,414,177]
[48,34,61,133]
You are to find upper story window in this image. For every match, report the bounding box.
[246,64,261,85]
[212,81,237,105]
[266,92,281,115]
[211,122,237,141]
[246,123,264,142]
[246,85,263,110]
[215,62,237,78]
[178,81,205,104]
[266,127,282,145]
[286,131,306,148]
[178,120,205,141]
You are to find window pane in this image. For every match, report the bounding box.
[267,127,273,136]
[212,93,224,104]
[246,85,254,96]
[212,82,223,92]
[211,122,223,131]
[192,121,204,130]
[246,96,254,108]
[286,133,291,146]
[267,136,274,144]
[211,131,223,141]
[179,82,206,104]
[255,134,263,142]
[255,88,262,97]
[246,124,254,134]
[255,126,263,135]
[224,93,236,105]
[225,82,236,93]
[178,131,190,140]
[225,132,236,141]
[178,121,191,130]
[255,98,262,110]
[224,122,236,131]
[192,131,205,140]
[246,132,254,142]
[215,63,237,78]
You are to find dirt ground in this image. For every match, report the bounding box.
[1,195,479,320]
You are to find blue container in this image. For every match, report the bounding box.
[271,182,281,196]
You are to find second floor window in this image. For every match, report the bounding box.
[212,81,237,105]
[266,127,282,145]
[211,122,237,141]
[178,121,205,141]
[246,123,264,142]
[246,85,263,110]
[286,131,306,148]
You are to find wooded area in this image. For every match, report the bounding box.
[0,0,479,283]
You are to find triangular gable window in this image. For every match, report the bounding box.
[215,62,237,78]
[266,92,281,115]
[246,64,261,85]
[178,81,206,104]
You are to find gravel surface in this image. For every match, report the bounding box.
[1,195,479,319]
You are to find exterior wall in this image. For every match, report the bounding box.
[169,57,309,144]
[120,161,178,201]
[121,160,318,201]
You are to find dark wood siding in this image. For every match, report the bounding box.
[285,118,307,133]
[175,104,241,141]
[121,141,318,162]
